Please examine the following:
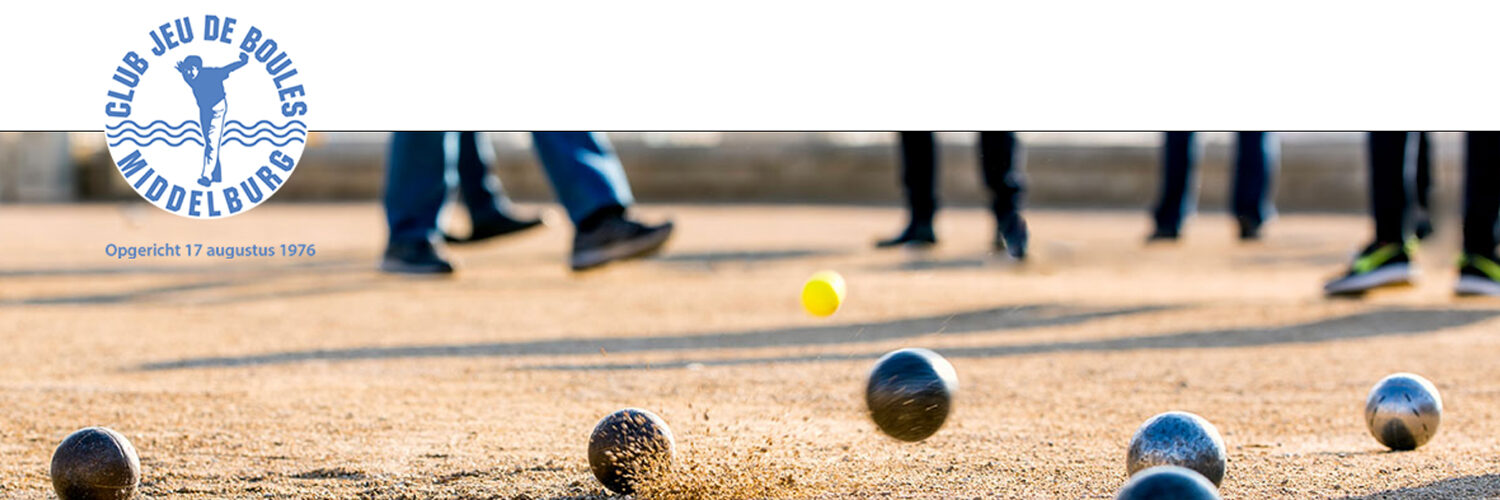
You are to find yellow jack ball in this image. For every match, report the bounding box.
[801,270,846,317]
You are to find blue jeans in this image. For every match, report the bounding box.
[384,131,635,244]
[1151,132,1278,233]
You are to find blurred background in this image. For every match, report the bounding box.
[0,132,1470,215]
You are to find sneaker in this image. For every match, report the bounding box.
[993,212,1028,260]
[875,224,937,248]
[570,216,674,271]
[1323,241,1415,295]
[1237,217,1263,241]
[444,212,544,244]
[1455,253,1500,296]
[1146,227,1180,243]
[380,238,454,275]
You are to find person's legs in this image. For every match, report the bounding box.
[1370,131,1416,244]
[1457,132,1500,295]
[980,131,1027,259]
[877,132,939,247]
[980,131,1024,219]
[381,131,454,274]
[198,102,226,186]
[1462,132,1500,255]
[446,132,541,243]
[454,131,509,221]
[531,132,636,226]
[1231,131,1277,240]
[1324,131,1419,295]
[209,101,226,182]
[902,131,940,227]
[1150,132,1198,240]
[531,132,671,270]
[198,107,213,182]
[1412,132,1435,239]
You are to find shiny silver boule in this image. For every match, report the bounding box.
[865,348,959,442]
[1126,411,1227,487]
[1364,372,1442,451]
[1116,465,1221,500]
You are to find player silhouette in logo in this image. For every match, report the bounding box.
[176,53,249,187]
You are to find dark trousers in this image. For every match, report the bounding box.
[1152,132,1278,234]
[385,132,453,244]
[453,131,515,224]
[384,132,634,244]
[1369,132,1500,255]
[897,131,1023,227]
[385,132,518,244]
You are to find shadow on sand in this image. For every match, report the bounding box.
[0,258,364,278]
[1337,474,1500,499]
[137,303,1167,370]
[885,256,998,272]
[137,306,1500,372]
[0,259,374,306]
[652,249,836,265]
[521,308,1500,371]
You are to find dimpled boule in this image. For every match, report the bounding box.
[50,427,141,500]
[1126,411,1227,487]
[1115,465,1221,500]
[865,348,958,442]
[587,408,676,495]
[1365,372,1442,451]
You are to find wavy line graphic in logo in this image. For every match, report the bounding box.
[224,128,305,140]
[106,119,201,131]
[106,120,204,147]
[102,15,310,219]
[222,136,306,147]
[108,127,203,140]
[225,119,307,130]
[108,136,208,148]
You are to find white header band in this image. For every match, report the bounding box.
[2,1,1498,130]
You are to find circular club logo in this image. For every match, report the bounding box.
[103,15,309,219]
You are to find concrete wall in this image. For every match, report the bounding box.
[51,132,1471,212]
[0,132,74,202]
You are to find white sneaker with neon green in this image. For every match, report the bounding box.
[1324,241,1416,295]
[1455,253,1500,296]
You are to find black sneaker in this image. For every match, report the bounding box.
[1323,241,1415,295]
[875,224,937,248]
[994,212,1028,260]
[1237,217,1262,241]
[444,212,544,244]
[570,216,674,271]
[380,238,454,275]
[1146,227,1180,243]
[1455,253,1500,296]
